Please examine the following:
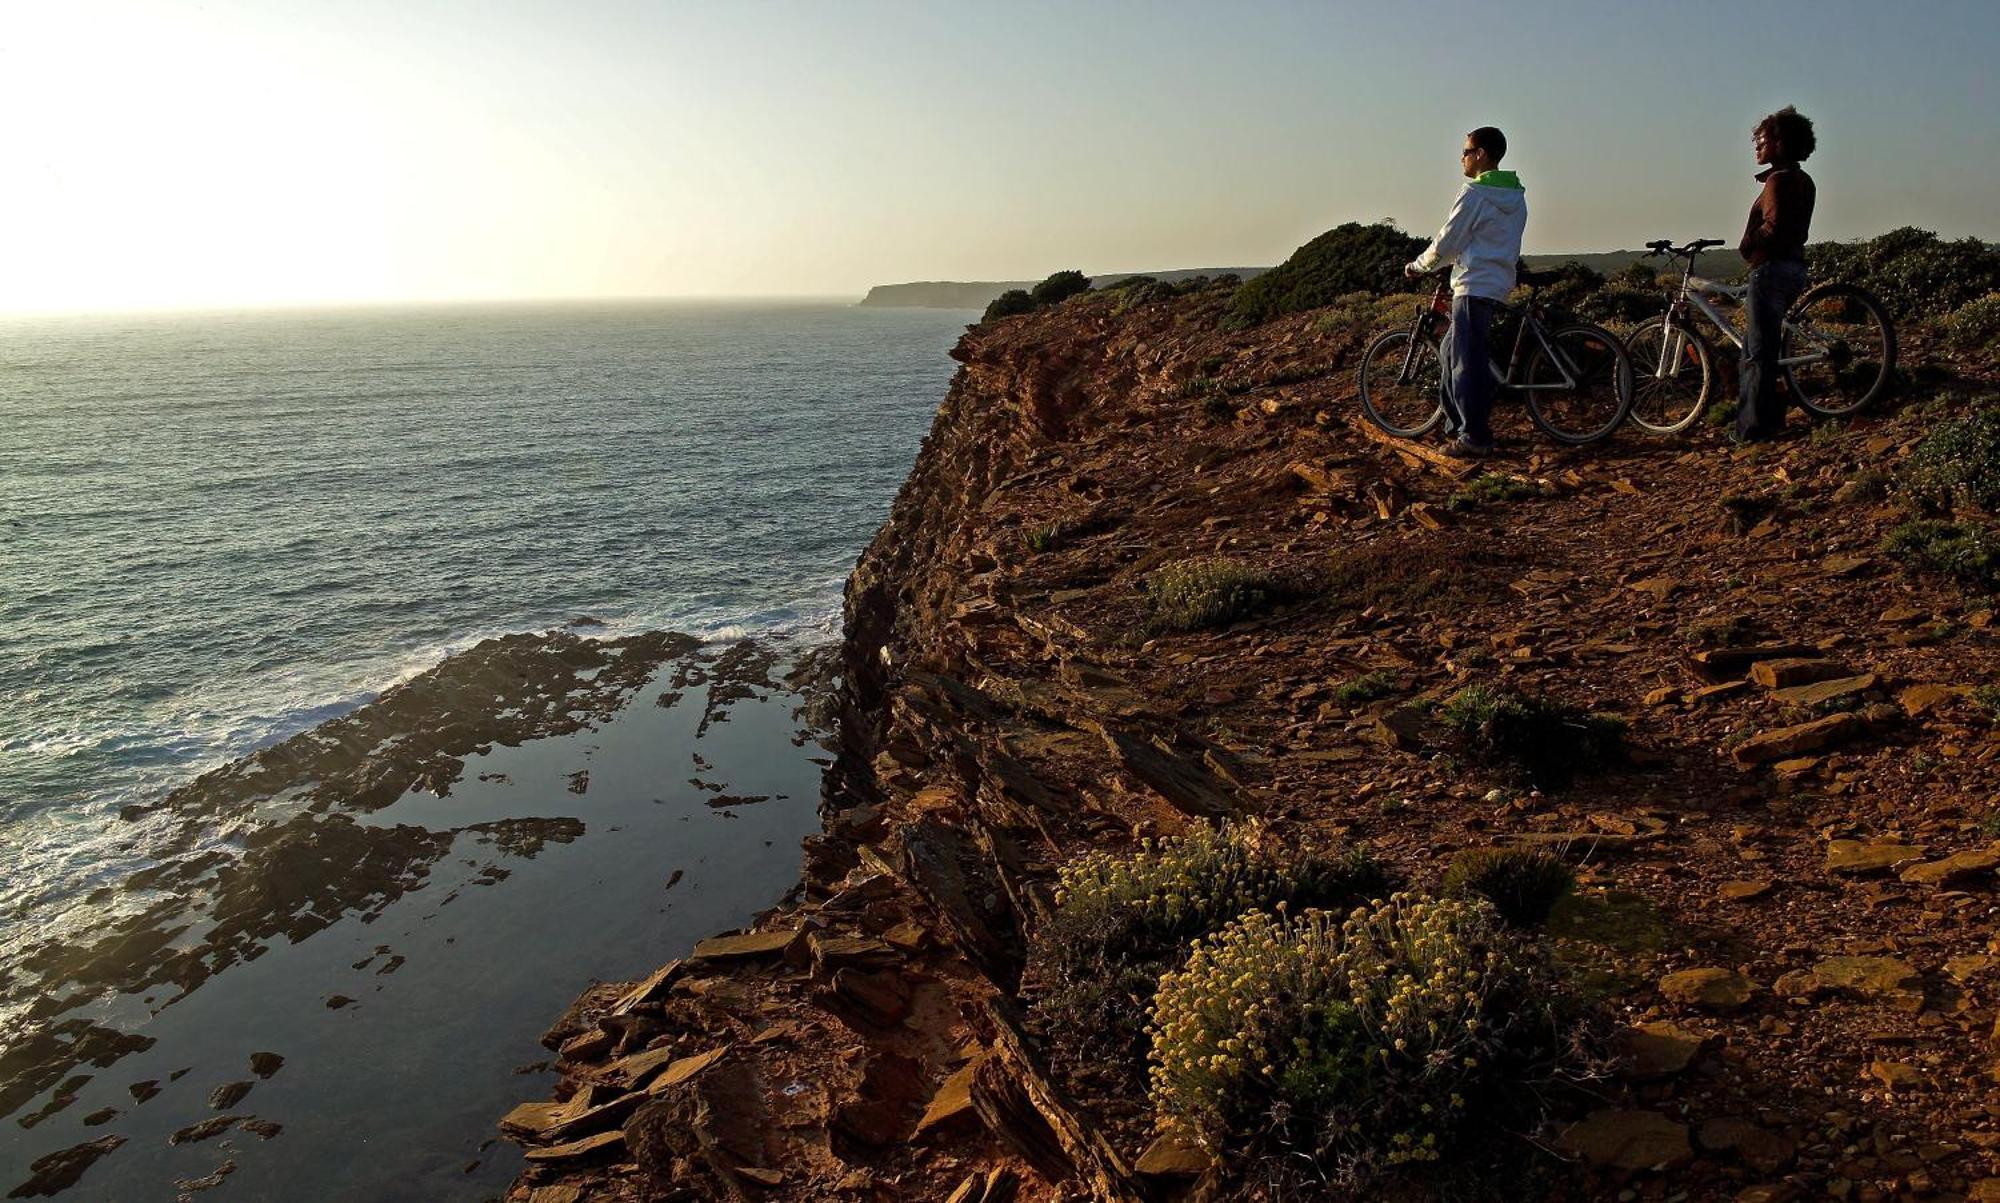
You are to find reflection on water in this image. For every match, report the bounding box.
[0,644,826,1201]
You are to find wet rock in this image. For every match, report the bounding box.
[248,1051,283,1079]
[1660,967,1756,1010]
[208,1080,252,1109]
[7,1135,125,1198]
[81,1107,118,1126]
[1825,840,1927,875]
[239,1118,282,1139]
[170,1115,241,1145]
[1556,1108,1692,1171]
[1732,712,1867,765]
[128,1079,161,1104]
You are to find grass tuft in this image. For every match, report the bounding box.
[1442,847,1576,926]
[1439,685,1626,790]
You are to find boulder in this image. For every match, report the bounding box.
[1617,1021,1707,1079]
[1749,658,1853,689]
[689,929,799,963]
[1556,1109,1692,1171]
[1825,840,1927,876]
[1659,967,1756,1010]
[1899,850,2000,887]
[1732,712,1867,765]
[1769,674,1878,708]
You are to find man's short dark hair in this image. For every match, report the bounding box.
[1755,106,1816,161]
[1468,126,1507,165]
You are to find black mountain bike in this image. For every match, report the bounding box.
[1358,270,1633,446]
[1624,238,1898,434]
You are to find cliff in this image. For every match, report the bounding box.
[503,282,2000,1201]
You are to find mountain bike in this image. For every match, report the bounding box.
[1624,238,1897,434]
[1358,269,1633,446]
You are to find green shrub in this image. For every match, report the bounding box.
[1443,847,1575,926]
[1031,269,1093,306]
[1022,522,1066,554]
[1902,408,2000,514]
[1808,227,2000,319]
[1882,519,2000,591]
[1973,684,2000,718]
[1330,670,1401,705]
[1682,614,1757,648]
[1029,821,1385,1067]
[1225,222,1426,327]
[982,288,1036,323]
[1945,293,2000,357]
[1145,557,1279,631]
[1148,895,1581,1189]
[1520,261,1605,314]
[1439,685,1626,790]
[1446,472,1549,511]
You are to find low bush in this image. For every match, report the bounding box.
[1144,557,1280,632]
[1029,821,1385,1067]
[1882,519,2000,591]
[1148,895,1584,1190]
[1808,227,2000,320]
[1901,407,2000,515]
[1330,670,1400,705]
[1031,269,1093,307]
[1945,293,2000,358]
[1439,685,1626,790]
[1225,222,1426,328]
[1974,684,2000,718]
[982,288,1036,323]
[1443,847,1575,926]
[1446,472,1549,511]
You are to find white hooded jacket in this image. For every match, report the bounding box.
[1407,170,1528,301]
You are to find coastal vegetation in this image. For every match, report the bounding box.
[1223,221,1426,327]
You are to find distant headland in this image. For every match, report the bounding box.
[857,250,1752,308]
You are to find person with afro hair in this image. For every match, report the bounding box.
[1735,105,1817,441]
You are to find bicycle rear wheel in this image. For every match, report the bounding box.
[1786,282,1896,418]
[1524,322,1633,445]
[1624,317,1713,434]
[1357,328,1446,438]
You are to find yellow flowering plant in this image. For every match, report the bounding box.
[1147,893,1583,1191]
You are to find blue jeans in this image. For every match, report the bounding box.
[1738,259,1808,438]
[1440,295,1498,446]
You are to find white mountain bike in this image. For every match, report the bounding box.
[1624,238,1897,435]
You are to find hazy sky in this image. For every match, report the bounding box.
[4,0,1994,313]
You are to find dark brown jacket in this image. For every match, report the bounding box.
[1739,163,1815,267]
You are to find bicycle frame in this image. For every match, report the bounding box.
[1400,279,1583,391]
[1647,254,1834,379]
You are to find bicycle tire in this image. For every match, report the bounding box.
[1785,281,1897,418]
[1523,322,1633,445]
[1624,317,1713,435]
[1357,328,1446,438]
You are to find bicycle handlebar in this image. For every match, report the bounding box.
[1644,237,1726,258]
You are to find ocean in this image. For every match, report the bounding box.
[0,299,965,939]
[0,299,970,1198]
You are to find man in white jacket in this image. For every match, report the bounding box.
[1405,126,1527,457]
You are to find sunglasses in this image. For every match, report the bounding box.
[1460,148,1479,158]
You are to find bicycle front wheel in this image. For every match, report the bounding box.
[1524,323,1633,445]
[1357,329,1446,438]
[1786,282,1897,418]
[1624,317,1713,435]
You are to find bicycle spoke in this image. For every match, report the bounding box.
[1525,325,1631,444]
[1786,285,1895,417]
[1358,330,1445,438]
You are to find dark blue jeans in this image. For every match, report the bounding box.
[1440,295,1499,446]
[1738,259,1808,438]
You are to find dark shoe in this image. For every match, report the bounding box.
[1443,437,1496,459]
